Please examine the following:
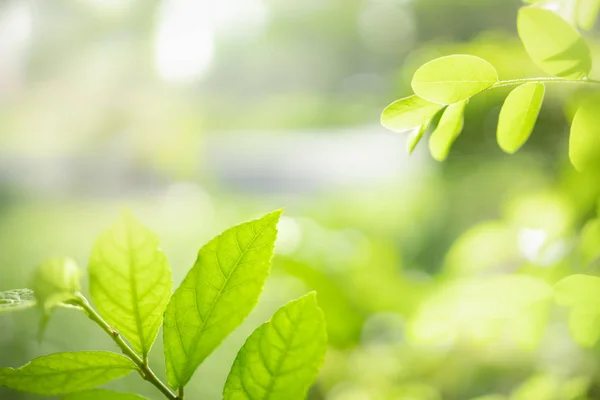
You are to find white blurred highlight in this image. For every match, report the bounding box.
[0,0,32,97]
[154,0,268,84]
[518,228,548,262]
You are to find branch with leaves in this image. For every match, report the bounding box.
[381,4,600,171]
[0,211,327,400]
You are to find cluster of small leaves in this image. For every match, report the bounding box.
[0,210,328,399]
[381,2,600,171]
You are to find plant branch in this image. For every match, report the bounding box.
[73,293,178,400]
[491,77,600,89]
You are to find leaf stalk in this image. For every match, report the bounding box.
[491,77,600,88]
[74,293,179,400]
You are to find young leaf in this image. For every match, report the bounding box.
[381,95,442,131]
[163,210,282,389]
[517,6,592,79]
[411,55,498,104]
[576,0,600,30]
[407,122,430,154]
[0,351,137,396]
[555,275,600,347]
[89,212,173,358]
[569,94,600,171]
[429,101,467,161]
[0,289,36,314]
[222,292,327,400]
[497,83,545,154]
[63,389,148,400]
[33,257,81,312]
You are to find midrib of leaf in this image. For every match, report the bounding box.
[184,217,275,377]
[262,307,302,400]
[125,226,146,358]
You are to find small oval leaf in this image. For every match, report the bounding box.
[0,351,136,396]
[580,218,600,264]
[381,95,442,132]
[63,389,149,400]
[569,94,600,171]
[411,55,498,104]
[407,122,429,154]
[223,292,327,400]
[0,289,36,314]
[497,83,545,154]
[164,210,282,389]
[518,6,592,79]
[555,275,600,347]
[89,212,173,358]
[429,101,467,161]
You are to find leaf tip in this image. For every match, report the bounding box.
[264,208,284,224]
[304,290,318,302]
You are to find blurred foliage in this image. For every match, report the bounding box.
[2,0,600,399]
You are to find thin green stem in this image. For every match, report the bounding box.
[73,293,178,400]
[491,77,600,89]
[179,386,185,399]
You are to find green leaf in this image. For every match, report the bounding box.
[580,218,600,264]
[577,0,600,30]
[411,55,498,104]
[407,123,429,154]
[555,275,600,347]
[89,212,173,358]
[223,292,327,400]
[0,351,137,396]
[63,389,148,400]
[0,289,36,314]
[429,101,466,161]
[569,94,600,171]
[33,257,81,312]
[163,210,283,389]
[381,95,442,132]
[517,6,592,79]
[497,83,545,154]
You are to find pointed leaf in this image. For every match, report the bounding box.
[555,275,600,347]
[0,351,136,396]
[497,83,545,154]
[164,210,282,389]
[411,55,498,104]
[569,94,600,171]
[518,6,591,79]
[381,95,442,132]
[223,292,327,400]
[63,389,149,400]
[89,213,173,358]
[429,101,466,161]
[0,289,36,314]
[577,0,600,30]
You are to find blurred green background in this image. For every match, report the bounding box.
[2,0,600,399]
